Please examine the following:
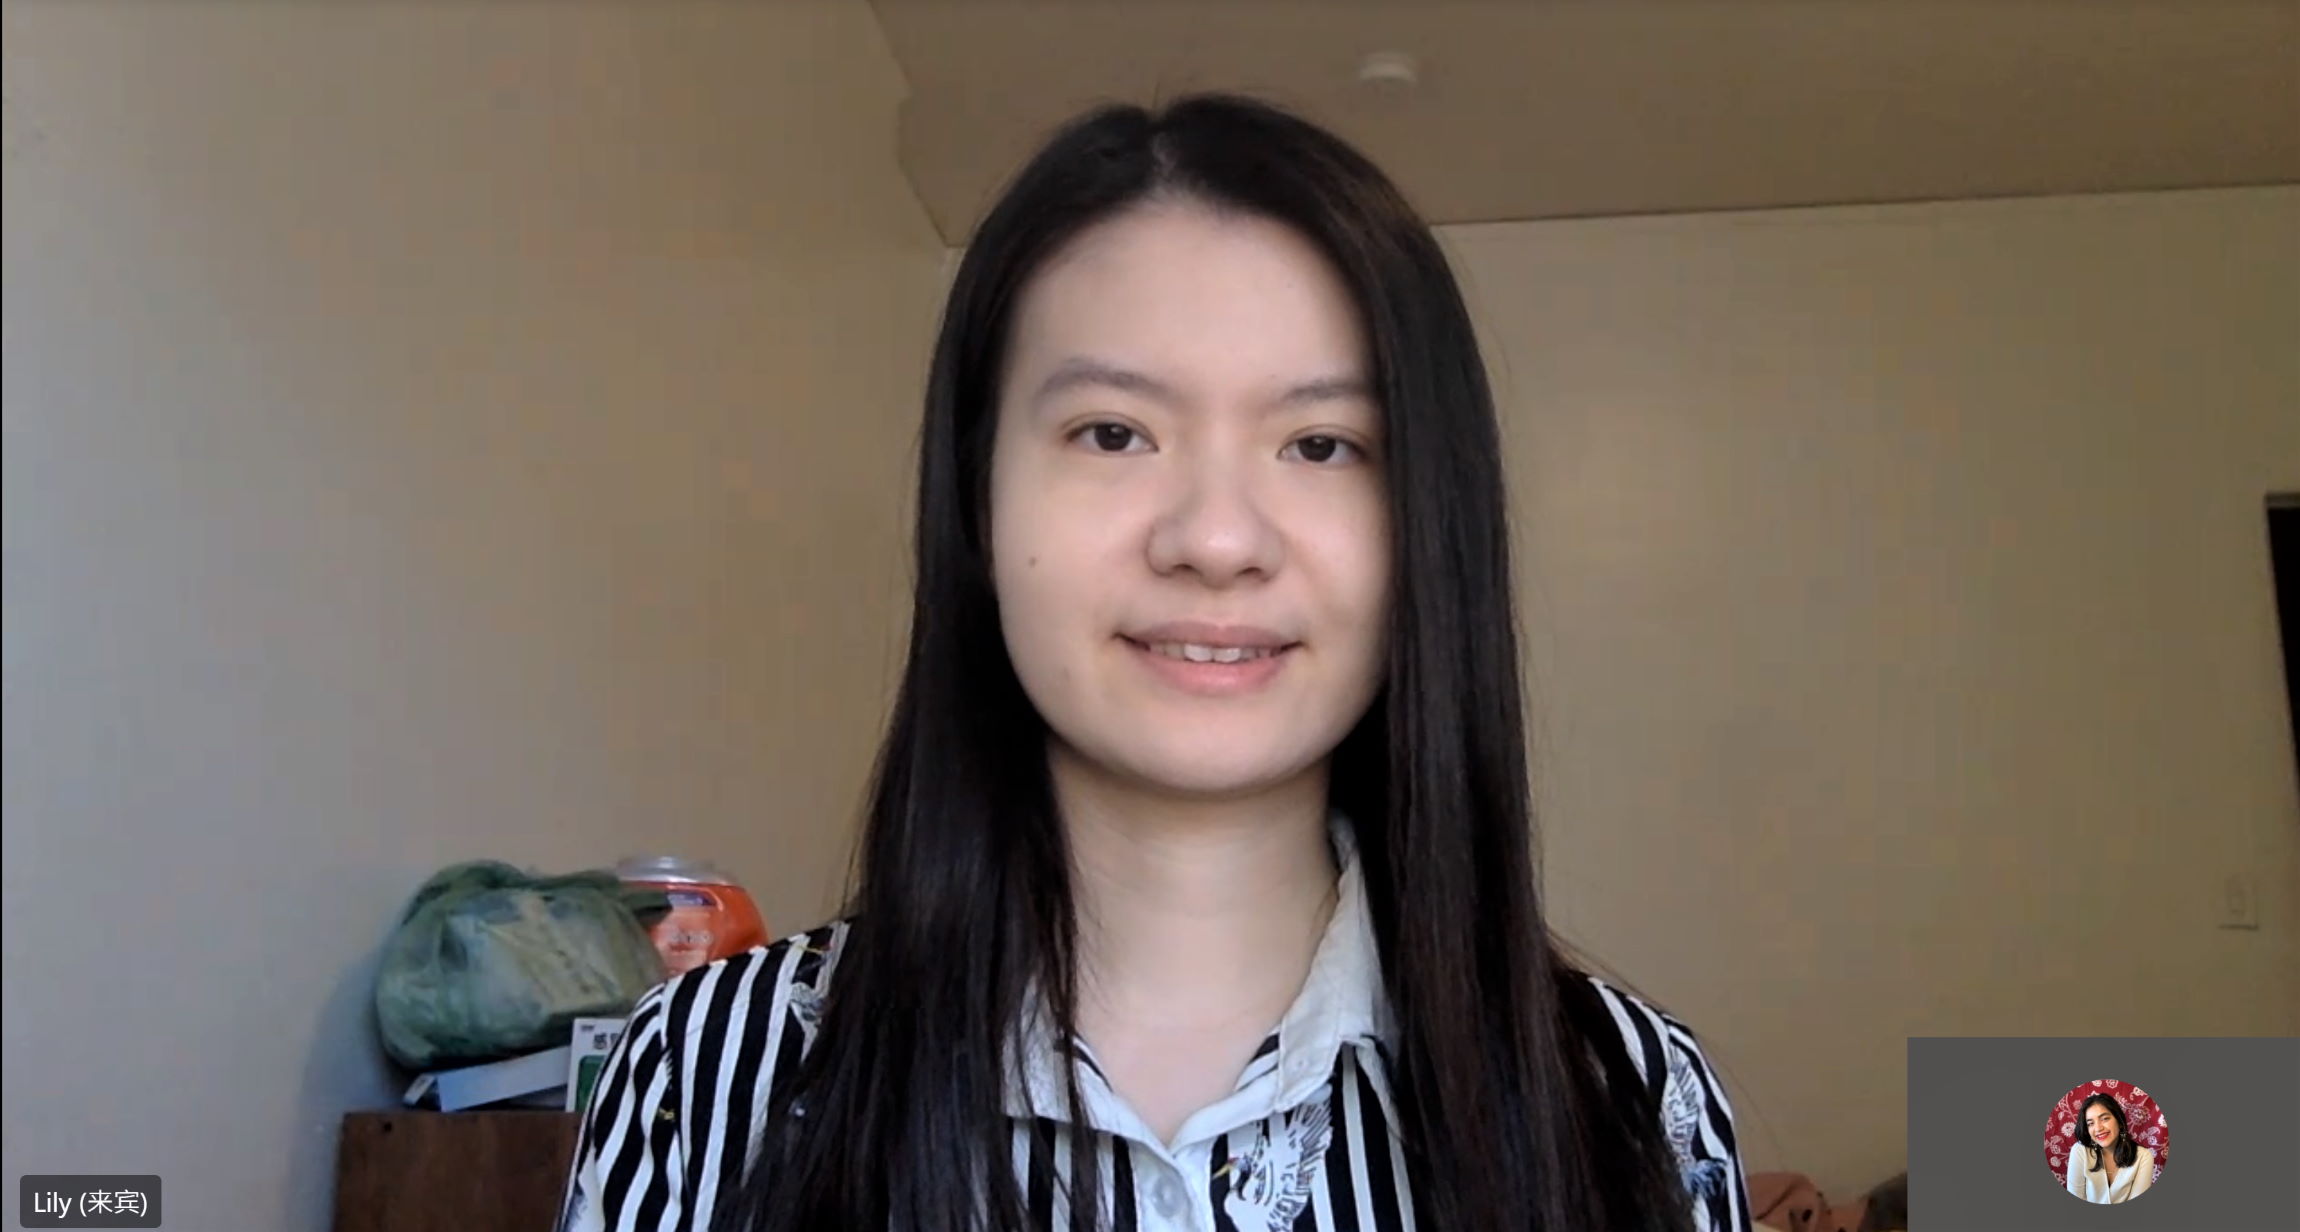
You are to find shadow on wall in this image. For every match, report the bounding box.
[291,929,400,1220]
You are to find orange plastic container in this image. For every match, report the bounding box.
[615,856,769,976]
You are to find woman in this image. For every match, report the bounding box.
[2066,1093,2156,1203]
[560,94,1750,1232]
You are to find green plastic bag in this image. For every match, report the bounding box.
[374,861,671,1070]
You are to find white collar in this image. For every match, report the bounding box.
[1002,812,1395,1144]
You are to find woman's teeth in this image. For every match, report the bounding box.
[1147,642,1279,664]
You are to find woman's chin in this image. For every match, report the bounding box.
[1117,748,1321,800]
[1047,725,1327,800]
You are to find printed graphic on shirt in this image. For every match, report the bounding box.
[1666,1044,1732,1202]
[788,980,824,1050]
[1212,1082,1333,1232]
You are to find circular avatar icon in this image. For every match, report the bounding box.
[2045,1078,2167,1204]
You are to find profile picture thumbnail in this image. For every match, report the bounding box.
[2044,1078,2167,1204]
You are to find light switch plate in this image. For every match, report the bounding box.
[2218,872,2261,930]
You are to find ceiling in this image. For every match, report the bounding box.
[866,0,2300,243]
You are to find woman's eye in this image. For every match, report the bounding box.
[1281,434,1362,465]
[1074,422,1149,454]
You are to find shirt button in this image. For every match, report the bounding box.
[1152,1174,1187,1218]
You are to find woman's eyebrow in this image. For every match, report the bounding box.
[1274,375,1372,407]
[1030,356,1370,412]
[1030,357,1183,410]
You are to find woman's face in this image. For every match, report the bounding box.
[988,201,1390,801]
[2085,1102,2120,1146]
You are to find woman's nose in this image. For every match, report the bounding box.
[1144,461,1283,585]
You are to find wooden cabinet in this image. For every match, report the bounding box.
[333,1110,580,1232]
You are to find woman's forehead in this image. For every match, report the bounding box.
[1004,205,1367,390]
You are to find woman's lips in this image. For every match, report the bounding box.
[1120,636,1293,697]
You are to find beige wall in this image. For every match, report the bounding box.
[1445,186,2300,1199]
[1,1,942,1227]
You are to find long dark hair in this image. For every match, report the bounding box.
[2079,1093,2140,1172]
[716,93,1694,1232]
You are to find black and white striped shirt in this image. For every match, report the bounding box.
[560,832,1752,1232]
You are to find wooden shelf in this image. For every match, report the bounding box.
[333,1109,580,1232]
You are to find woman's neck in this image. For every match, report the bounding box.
[1050,741,1341,1034]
